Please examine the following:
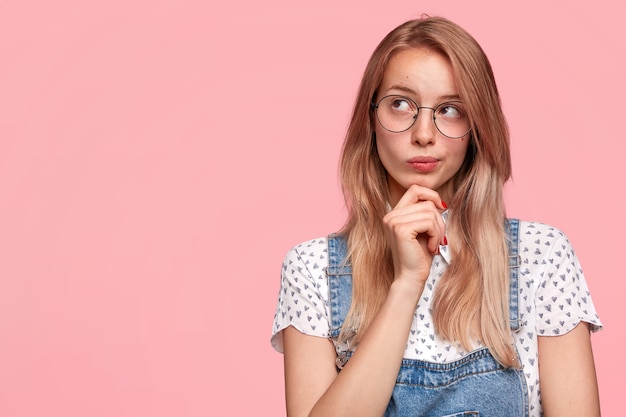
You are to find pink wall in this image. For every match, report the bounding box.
[0,1,622,415]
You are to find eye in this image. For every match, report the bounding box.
[389,97,415,113]
[437,102,465,119]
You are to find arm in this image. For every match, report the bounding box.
[284,279,425,417]
[538,322,601,416]
[283,327,339,417]
[282,185,446,417]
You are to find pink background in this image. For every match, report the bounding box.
[0,0,623,415]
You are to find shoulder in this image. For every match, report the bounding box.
[514,219,603,334]
[282,237,330,270]
[515,220,575,259]
[515,219,581,273]
[280,237,331,293]
[517,219,569,241]
[272,236,333,352]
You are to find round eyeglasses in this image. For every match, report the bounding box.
[371,95,471,139]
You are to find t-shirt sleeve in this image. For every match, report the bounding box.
[271,239,330,353]
[534,229,602,336]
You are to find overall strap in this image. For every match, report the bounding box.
[326,233,353,339]
[506,218,521,331]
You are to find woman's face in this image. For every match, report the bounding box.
[375,47,470,206]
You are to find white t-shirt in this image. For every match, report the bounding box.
[271,220,602,417]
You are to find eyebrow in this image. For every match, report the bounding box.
[387,85,461,101]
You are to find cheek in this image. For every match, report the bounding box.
[447,139,470,162]
[375,134,400,168]
[375,130,403,154]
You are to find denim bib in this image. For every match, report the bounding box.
[326,219,529,417]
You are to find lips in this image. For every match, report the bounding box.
[407,156,439,173]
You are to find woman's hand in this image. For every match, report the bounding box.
[383,184,447,286]
[284,183,446,417]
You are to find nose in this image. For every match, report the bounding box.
[411,107,436,146]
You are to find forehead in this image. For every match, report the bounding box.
[379,47,458,97]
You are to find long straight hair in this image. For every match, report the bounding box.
[338,16,517,367]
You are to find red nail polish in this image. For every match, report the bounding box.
[443,236,448,246]
[442,201,448,209]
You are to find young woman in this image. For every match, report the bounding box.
[271,16,602,417]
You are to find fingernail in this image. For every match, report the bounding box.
[442,201,448,209]
[443,236,448,246]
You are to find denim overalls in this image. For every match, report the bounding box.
[326,219,529,417]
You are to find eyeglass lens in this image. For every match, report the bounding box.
[375,95,470,138]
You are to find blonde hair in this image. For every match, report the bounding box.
[338,16,517,367]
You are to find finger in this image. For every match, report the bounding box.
[385,202,447,246]
[393,184,447,211]
[384,209,446,252]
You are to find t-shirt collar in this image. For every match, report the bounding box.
[439,210,452,264]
